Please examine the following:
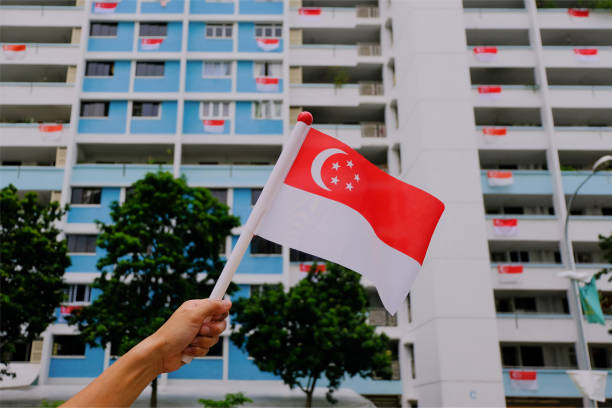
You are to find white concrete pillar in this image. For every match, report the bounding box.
[37,330,53,385]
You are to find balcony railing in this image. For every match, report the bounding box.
[358,43,381,56]
[361,122,385,138]
[367,308,397,327]
[356,6,379,18]
[359,81,384,96]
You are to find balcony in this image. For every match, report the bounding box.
[181,165,272,187]
[556,127,612,151]
[464,9,530,29]
[289,44,382,66]
[289,6,380,29]
[0,82,75,105]
[467,46,536,67]
[503,368,612,398]
[0,5,84,27]
[316,123,386,148]
[481,170,553,195]
[71,164,173,187]
[485,215,561,241]
[0,123,70,146]
[543,46,612,67]
[290,83,384,107]
[0,43,80,65]
[562,171,611,195]
[0,166,63,190]
[491,264,612,291]
[477,126,547,149]
[549,86,612,108]
[472,85,542,107]
[497,315,577,343]
[538,9,612,30]
[568,217,612,242]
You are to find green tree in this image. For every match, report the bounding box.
[0,185,70,379]
[68,172,239,407]
[231,263,392,408]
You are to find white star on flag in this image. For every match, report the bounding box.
[346,160,354,168]
[331,176,339,185]
[354,174,360,182]
[332,162,340,170]
[345,182,353,191]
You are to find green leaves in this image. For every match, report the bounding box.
[231,263,392,404]
[0,185,70,376]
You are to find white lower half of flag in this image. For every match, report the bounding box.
[256,184,421,314]
[574,49,599,63]
[202,119,225,133]
[509,370,538,391]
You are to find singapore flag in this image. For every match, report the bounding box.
[202,119,225,133]
[93,2,118,13]
[509,370,538,391]
[256,38,280,51]
[256,127,445,314]
[493,218,518,237]
[2,44,26,60]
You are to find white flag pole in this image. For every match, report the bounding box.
[182,112,313,364]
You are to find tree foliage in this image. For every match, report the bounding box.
[0,185,70,379]
[595,233,612,281]
[198,392,252,408]
[231,263,392,407]
[67,172,239,405]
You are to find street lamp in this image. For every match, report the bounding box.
[563,154,612,407]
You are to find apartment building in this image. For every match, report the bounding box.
[0,0,610,406]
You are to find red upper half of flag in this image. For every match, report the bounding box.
[509,370,536,380]
[498,265,524,274]
[284,128,445,264]
[299,8,321,15]
[574,48,598,55]
[487,170,513,179]
[482,128,507,136]
[473,46,497,54]
[568,8,589,17]
[493,218,518,227]
[478,85,502,94]
[2,44,26,52]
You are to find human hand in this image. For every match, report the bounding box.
[143,299,231,374]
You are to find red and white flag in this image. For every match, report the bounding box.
[202,119,225,133]
[473,46,498,62]
[39,123,63,133]
[568,8,589,17]
[487,170,514,186]
[482,127,507,143]
[256,38,280,51]
[60,305,82,316]
[497,264,523,283]
[478,86,502,101]
[93,2,118,13]
[299,263,326,273]
[255,128,445,313]
[2,44,26,60]
[298,8,322,20]
[493,218,518,237]
[574,48,599,63]
[255,77,279,92]
[141,38,164,50]
[509,370,538,391]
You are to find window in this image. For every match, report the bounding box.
[509,251,530,263]
[253,101,282,119]
[254,62,281,77]
[67,235,97,254]
[201,102,230,118]
[90,22,118,37]
[135,62,165,77]
[71,187,101,205]
[85,62,114,77]
[52,335,86,357]
[80,102,109,118]
[208,188,227,204]
[255,24,282,38]
[202,62,232,77]
[250,236,281,255]
[139,22,167,37]
[205,24,233,39]
[520,346,544,367]
[66,284,92,304]
[251,188,262,205]
[590,345,612,369]
[132,102,160,118]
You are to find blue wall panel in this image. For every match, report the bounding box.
[67,187,120,224]
[137,22,182,52]
[238,23,282,53]
[232,188,251,224]
[83,60,131,92]
[0,167,63,190]
[49,345,105,378]
[231,236,282,274]
[71,164,174,186]
[91,0,136,13]
[167,358,223,379]
[134,61,180,92]
[236,61,283,93]
[130,101,177,134]
[180,166,272,187]
[235,102,282,135]
[481,171,553,195]
[239,0,283,15]
[88,22,134,52]
[563,171,612,196]
[78,101,127,134]
[183,101,231,134]
[190,0,234,14]
[188,23,233,52]
[503,369,612,398]
[185,61,232,92]
[228,341,278,380]
[141,0,184,13]
[66,251,104,273]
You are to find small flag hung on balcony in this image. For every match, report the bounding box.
[487,170,514,186]
[141,38,164,51]
[567,370,608,402]
[93,2,118,13]
[255,77,280,92]
[493,218,518,237]
[298,8,322,20]
[256,38,280,51]
[574,48,599,63]
[2,44,26,60]
[58,305,82,324]
[202,119,225,133]
[509,370,538,391]
[579,277,605,325]
[473,47,498,62]
[39,124,63,141]
[497,264,523,283]
[482,127,507,143]
[478,86,502,101]
[299,263,326,273]
[568,8,589,17]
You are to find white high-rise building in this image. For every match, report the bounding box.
[0,0,610,406]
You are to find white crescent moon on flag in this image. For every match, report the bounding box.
[311,148,347,191]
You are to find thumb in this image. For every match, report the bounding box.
[191,298,231,321]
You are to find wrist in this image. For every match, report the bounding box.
[131,335,165,378]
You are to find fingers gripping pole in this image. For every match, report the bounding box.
[181,112,313,364]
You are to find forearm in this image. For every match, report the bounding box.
[62,337,162,407]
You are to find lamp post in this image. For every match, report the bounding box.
[563,155,612,408]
